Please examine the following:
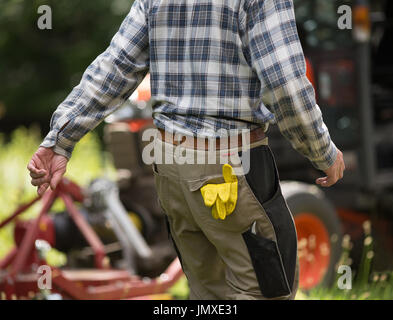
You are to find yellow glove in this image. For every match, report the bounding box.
[200,164,238,220]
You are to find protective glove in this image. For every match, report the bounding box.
[200,164,238,220]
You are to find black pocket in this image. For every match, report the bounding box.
[242,229,291,298]
[262,189,298,292]
[243,145,298,295]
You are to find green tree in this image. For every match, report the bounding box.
[0,0,133,132]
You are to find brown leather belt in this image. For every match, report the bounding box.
[157,127,266,150]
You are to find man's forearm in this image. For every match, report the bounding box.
[271,74,338,171]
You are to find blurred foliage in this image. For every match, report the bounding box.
[304,271,393,300]
[0,126,116,260]
[0,0,133,130]
[302,221,393,300]
[168,276,190,300]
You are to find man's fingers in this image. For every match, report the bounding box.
[50,170,65,191]
[316,175,337,187]
[317,149,346,188]
[27,160,40,174]
[316,177,327,185]
[29,169,47,179]
[37,183,50,197]
[320,178,334,187]
[28,148,61,191]
[31,176,50,187]
[325,177,337,187]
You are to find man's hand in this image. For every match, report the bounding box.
[27,147,68,196]
[316,149,345,187]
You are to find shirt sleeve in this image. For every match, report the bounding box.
[40,0,150,159]
[239,0,337,171]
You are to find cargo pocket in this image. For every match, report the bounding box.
[260,186,298,294]
[242,228,291,298]
[241,145,298,298]
[187,173,265,233]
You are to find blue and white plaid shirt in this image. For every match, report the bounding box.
[41,0,337,170]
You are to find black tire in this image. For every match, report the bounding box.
[281,181,343,289]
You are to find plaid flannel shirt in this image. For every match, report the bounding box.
[41,0,337,170]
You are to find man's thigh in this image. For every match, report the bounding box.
[153,163,229,299]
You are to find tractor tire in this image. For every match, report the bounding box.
[281,181,343,290]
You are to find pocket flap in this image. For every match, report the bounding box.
[186,175,224,192]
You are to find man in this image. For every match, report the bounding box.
[28,0,345,300]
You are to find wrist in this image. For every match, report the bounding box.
[311,141,338,171]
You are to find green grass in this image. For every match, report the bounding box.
[299,221,393,300]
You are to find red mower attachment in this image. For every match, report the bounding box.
[0,178,183,300]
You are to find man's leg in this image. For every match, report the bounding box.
[153,163,230,299]
[166,214,229,300]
